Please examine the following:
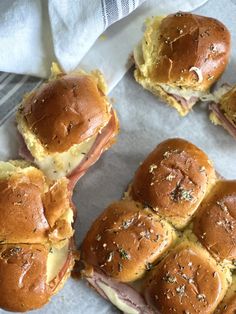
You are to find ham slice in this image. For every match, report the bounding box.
[209,103,236,139]
[18,110,118,189]
[171,94,198,110]
[85,270,155,314]
[68,110,118,189]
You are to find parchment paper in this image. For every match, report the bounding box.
[0,0,236,313]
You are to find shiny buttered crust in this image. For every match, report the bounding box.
[17,70,112,153]
[0,244,50,312]
[0,242,74,312]
[130,138,216,229]
[193,180,236,265]
[82,200,176,282]
[144,241,231,314]
[0,161,73,244]
[0,161,75,311]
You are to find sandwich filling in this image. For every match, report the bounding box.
[85,270,154,314]
[47,240,73,285]
[134,43,204,114]
[18,109,118,182]
[209,103,236,139]
[208,85,236,138]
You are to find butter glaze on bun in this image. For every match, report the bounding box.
[193,180,236,265]
[21,73,110,153]
[134,12,231,115]
[0,161,73,244]
[130,138,216,229]
[0,161,75,312]
[144,241,231,314]
[0,244,50,312]
[82,200,176,282]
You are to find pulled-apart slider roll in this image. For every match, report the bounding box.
[80,138,235,313]
[144,241,231,314]
[16,67,119,183]
[209,85,236,139]
[130,138,216,229]
[193,180,236,267]
[134,12,231,116]
[0,161,75,312]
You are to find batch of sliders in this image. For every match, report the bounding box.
[0,11,236,314]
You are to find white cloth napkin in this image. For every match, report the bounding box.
[0,0,208,91]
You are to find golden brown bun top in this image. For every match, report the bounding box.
[144,242,226,314]
[0,166,49,243]
[21,73,111,153]
[0,244,50,312]
[0,162,73,245]
[150,12,230,90]
[131,138,215,229]
[220,85,236,119]
[193,180,236,262]
[81,200,175,283]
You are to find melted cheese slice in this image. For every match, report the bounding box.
[46,240,69,283]
[159,84,207,101]
[36,135,96,180]
[17,110,97,180]
[97,281,139,314]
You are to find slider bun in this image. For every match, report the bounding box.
[144,241,231,314]
[135,12,230,91]
[0,161,73,244]
[81,200,176,283]
[17,70,111,153]
[0,242,74,312]
[193,180,236,264]
[131,138,216,229]
[219,85,236,122]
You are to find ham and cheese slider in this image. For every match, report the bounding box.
[16,67,119,183]
[81,199,176,313]
[144,241,231,314]
[209,85,236,139]
[0,161,75,312]
[134,12,230,116]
